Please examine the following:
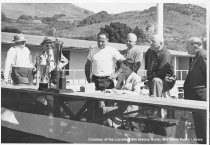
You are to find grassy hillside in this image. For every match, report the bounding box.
[2,3,94,20]
[1,3,206,51]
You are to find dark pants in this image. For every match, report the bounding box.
[192,112,206,144]
[92,75,114,91]
[11,67,33,84]
[90,75,114,123]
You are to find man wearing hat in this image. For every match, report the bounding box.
[4,33,33,84]
[34,37,68,85]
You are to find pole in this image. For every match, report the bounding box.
[157,3,164,38]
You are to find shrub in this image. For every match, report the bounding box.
[18,15,33,21]
[2,27,22,33]
[100,22,132,43]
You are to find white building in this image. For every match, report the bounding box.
[1,32,193,82]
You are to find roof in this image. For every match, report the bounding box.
[1,32,191,57]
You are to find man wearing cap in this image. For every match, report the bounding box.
[34,37,68,84]
[184,37,206,144]
[33,37,69,115]
[4,33,33,84]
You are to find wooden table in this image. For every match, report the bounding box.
[1,84,205,143]
[1,84,207,114]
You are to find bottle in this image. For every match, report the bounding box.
[59,69,66,89]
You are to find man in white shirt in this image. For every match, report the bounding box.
[85,32,124,123]
[85,32,125,90]
[4,33,33,84]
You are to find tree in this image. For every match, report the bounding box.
[100,22,132,43]
[41,17,57,27]
[2,27,22,33]
[133,26,145,39]
[18,15,33,21]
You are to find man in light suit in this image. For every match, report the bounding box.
[184,37,207,144]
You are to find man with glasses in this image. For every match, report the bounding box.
[184,37,206,144]
[34,37,68,85]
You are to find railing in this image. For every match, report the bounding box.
[174,70,188,81]
[64,69,88,84]
[63,69,189,84]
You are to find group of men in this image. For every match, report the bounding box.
[85,32,206,143]
[85,32,176,98]
[4,34,68,85]
[3,30,207,143]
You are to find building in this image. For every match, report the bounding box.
[1,32,192,86]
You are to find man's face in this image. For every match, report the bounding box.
[126,36,136,49]
[122,63,132,77]
[15,41,26,47]
[146,26,155,35]
[97,34,108,49]
[43,42,53,53]
[187,41,202,55]
[151,39,162,52]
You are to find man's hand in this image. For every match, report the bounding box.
[108,73,118,80]
[4,78,10,84]
[195,87,206,101]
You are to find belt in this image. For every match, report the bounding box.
[92,75,110,79]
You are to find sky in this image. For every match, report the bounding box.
[73,3,157,14]
[73,2,206,14]
[1,0,208,14]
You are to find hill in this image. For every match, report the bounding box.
[2,3,94,20]
[78,11,114,26]
[1,3,206,51]
[68,3,206,51]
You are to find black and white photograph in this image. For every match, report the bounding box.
[1,0,209,144]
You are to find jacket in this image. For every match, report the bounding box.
[145,47,174,81]
[184,48,207,101]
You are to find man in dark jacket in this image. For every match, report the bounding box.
[145,35,175,98]
[184,37,206,144]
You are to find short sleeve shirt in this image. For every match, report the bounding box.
[87,46,124,76]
